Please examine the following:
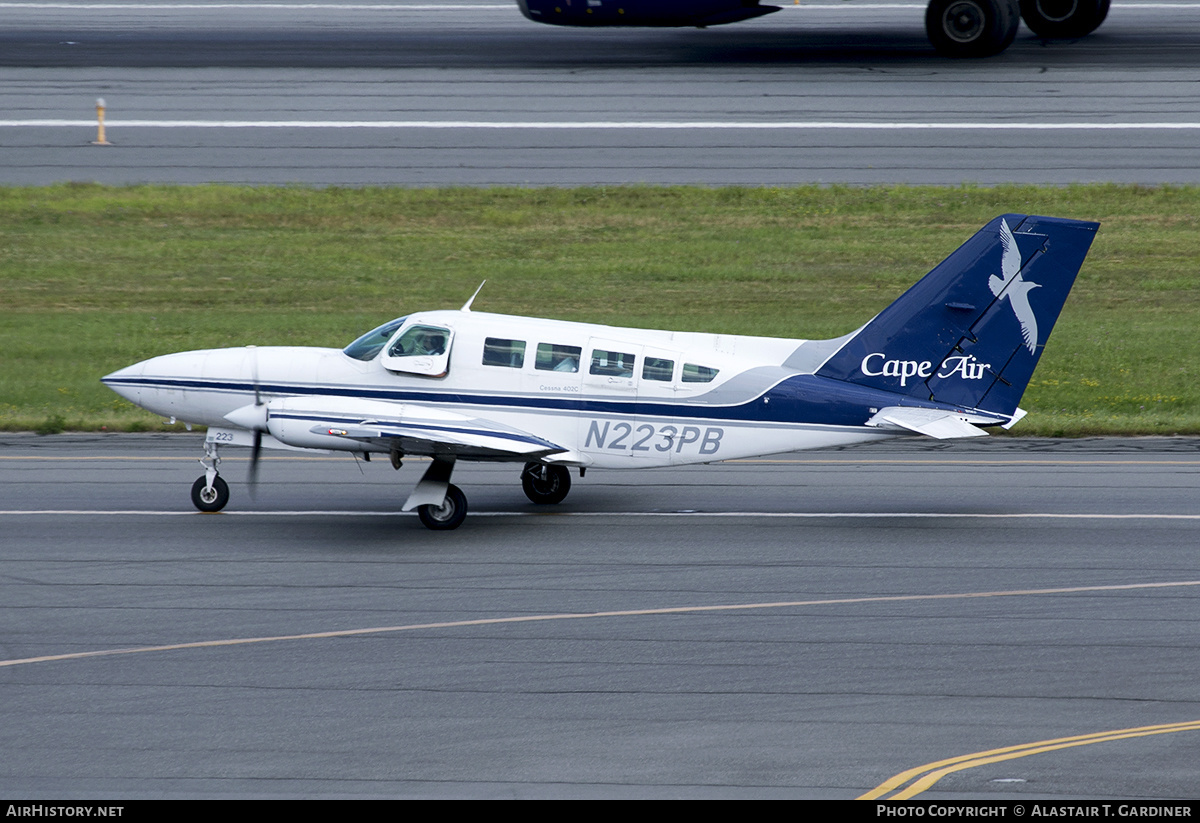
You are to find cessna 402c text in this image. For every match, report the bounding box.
[103,214,1098,530]
[515,0,1112,58]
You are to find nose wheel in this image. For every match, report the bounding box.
[191,438,229,512]
[191,475,230,512]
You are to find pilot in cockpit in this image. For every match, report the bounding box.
[412,331,446,356]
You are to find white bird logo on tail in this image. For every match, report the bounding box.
[988,219,1040,354]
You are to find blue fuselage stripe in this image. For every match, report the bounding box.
[101,373,985,427]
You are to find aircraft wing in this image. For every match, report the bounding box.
[256,396,567,460]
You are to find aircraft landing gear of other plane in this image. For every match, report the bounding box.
[191,440,229,512]
[418,483,467,530]
[521,463,572,505]
[925,0,1020,57]
[1019,0,1109,38]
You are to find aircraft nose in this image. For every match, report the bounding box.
[100,360,146,404]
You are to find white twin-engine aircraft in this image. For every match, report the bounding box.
[102,214,1098,530]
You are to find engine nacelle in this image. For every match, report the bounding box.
[516,0,781,28]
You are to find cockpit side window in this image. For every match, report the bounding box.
[380,322,455,378]
[388,325,450,358]
[343,316,408,362]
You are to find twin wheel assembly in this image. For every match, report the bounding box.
[926,0,1110,57]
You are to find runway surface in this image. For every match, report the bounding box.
[3,433,1199,798]
[3,1,1200,184]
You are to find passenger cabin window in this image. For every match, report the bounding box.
[642,357,674,382]
[682,363,719,383]
[590,349,635,378]
[536,343,582,373]
[482,337,526,368]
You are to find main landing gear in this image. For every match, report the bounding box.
[417,483,468,531]
[1019,0,1109,39]
[407,461,575,530]
[521,463,572,505]
[924,0,1110,57]
[925,0,1020,58]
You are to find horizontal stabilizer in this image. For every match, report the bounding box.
[865,406,992,439]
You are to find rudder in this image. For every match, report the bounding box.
[814,214,1099,416]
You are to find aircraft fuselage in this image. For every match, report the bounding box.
[103,313,938,470]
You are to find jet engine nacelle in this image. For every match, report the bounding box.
[516,0,780,28]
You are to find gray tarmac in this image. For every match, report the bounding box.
[4,0,1200,801]
[2,433,1199,798]
[3,2,1200,185]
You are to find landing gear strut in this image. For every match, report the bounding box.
[191,440,229,512]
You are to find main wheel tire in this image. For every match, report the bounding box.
[1019,0,1108,38]
[926,0,1020,57]
[418,483,468,530]
[521,463,571,505]
[191,475,230,513]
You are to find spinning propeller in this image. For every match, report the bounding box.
[245,346,266,496]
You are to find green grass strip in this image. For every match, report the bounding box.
[2,183,1197,435]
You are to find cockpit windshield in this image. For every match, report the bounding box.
[343,316,408,361]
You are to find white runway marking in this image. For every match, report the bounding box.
[0,2,1193,9]
[4,509,1200,519]
[3,579,1199,669]
[0,3,516,9]
[7,120,1200,130]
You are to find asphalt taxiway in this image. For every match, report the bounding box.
[3,433,1198,798]
[4,2,1200,185]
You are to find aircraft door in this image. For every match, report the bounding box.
[579,339,658,465]
[583,338,640,398]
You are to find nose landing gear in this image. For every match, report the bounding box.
[191,475,230,512]
[191,439,229,512]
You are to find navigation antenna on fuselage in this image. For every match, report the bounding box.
[461,280,487,312]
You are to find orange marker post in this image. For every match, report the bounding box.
[91,97,112,145]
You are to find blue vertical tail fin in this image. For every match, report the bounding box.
[814,214,1099,416]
